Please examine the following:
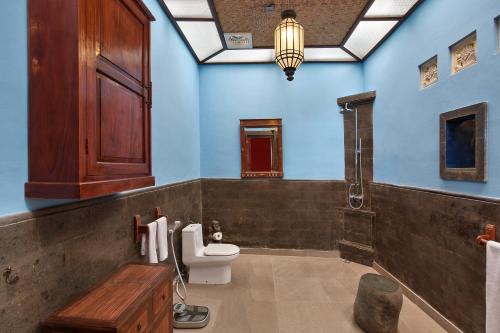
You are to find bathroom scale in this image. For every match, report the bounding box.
[173,303,210,329]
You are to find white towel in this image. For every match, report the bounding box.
[156,217,168,262]
[486,240,500,333]
[140,233,147,256]
[147,221,158,264]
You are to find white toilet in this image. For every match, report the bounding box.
[182,224,240,284]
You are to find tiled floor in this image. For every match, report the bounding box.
[174,253,446,333]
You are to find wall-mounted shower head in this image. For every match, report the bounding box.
[339,103,354,114]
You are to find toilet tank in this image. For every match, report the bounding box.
[182,224,204,260]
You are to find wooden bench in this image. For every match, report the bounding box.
[42,264,173,333]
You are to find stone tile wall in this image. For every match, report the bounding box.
[201,179,346,250]
[372,183,500,333]
[0,180,201,333]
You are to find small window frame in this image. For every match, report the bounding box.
[440,103,487,182]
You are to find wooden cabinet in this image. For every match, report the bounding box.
[42,264,173,333]
[26,0,155,199]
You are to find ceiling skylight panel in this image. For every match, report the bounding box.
[365,0,419,18]
[205,49,274,63]
[344,20,398,59]
[163,0,212,19]
[177,21,223,61]
[304,48,355,62]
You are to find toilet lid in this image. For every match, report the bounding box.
[204,243,240,256]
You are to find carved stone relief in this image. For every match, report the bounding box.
[420,56,438,88]
[451,33,477,74]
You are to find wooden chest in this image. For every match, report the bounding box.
[42,264,173,333]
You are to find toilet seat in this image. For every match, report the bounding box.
[204,243,240,256]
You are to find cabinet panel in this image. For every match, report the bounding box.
[152,281,171,317]
[124,307,149,333]
[153,313,171,333]
[100,0,144,81]
[100,76,144,161]
[87,74,149,177]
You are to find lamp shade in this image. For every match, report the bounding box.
[274,9,304,81]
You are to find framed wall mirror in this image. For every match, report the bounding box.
[240,119,283,178]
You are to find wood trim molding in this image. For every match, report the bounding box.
[207,0,227,49]
[337,91,376,106]
[361,0,425,60]
[155,0,424,65]
[200,48,225,63]
[340,46,361,62]
[341,0,376,46]
[155,0,201,63]
[373,262,464,333]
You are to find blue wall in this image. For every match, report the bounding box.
[0,0,200,216]
[199,63,364,179]
[364,0,500,198]
[2,0,500,216]
[145,0,201,185]
[0,1,29,216]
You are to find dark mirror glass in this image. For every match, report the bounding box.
[445,114,476,168]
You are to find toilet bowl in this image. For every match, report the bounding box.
[182,224,240,284]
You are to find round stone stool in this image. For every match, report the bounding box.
[353,273,403,333]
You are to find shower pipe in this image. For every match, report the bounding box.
[340,103,364,210]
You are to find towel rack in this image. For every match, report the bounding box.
[134,207,168,243]
[476,224,497,246]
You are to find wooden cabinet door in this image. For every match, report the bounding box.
[86,0,151,178]
[153,313,172,333]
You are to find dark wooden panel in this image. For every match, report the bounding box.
[25,176,155,199]
[57,283,148,322]
[154,310,173,333]
[86,74,150,177]
[337,91,376,107]
[28,0,80,182]
[100,0,144,81]
[99,76,145,161]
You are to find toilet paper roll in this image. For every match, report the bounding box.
[213,232,223,241]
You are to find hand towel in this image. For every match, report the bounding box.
[140,233,147,256]
[147,221,158,264]
[156,217,168,262]
[486,240,500,333]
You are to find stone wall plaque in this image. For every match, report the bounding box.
[451,32,477,74]
[419,56,438,88]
